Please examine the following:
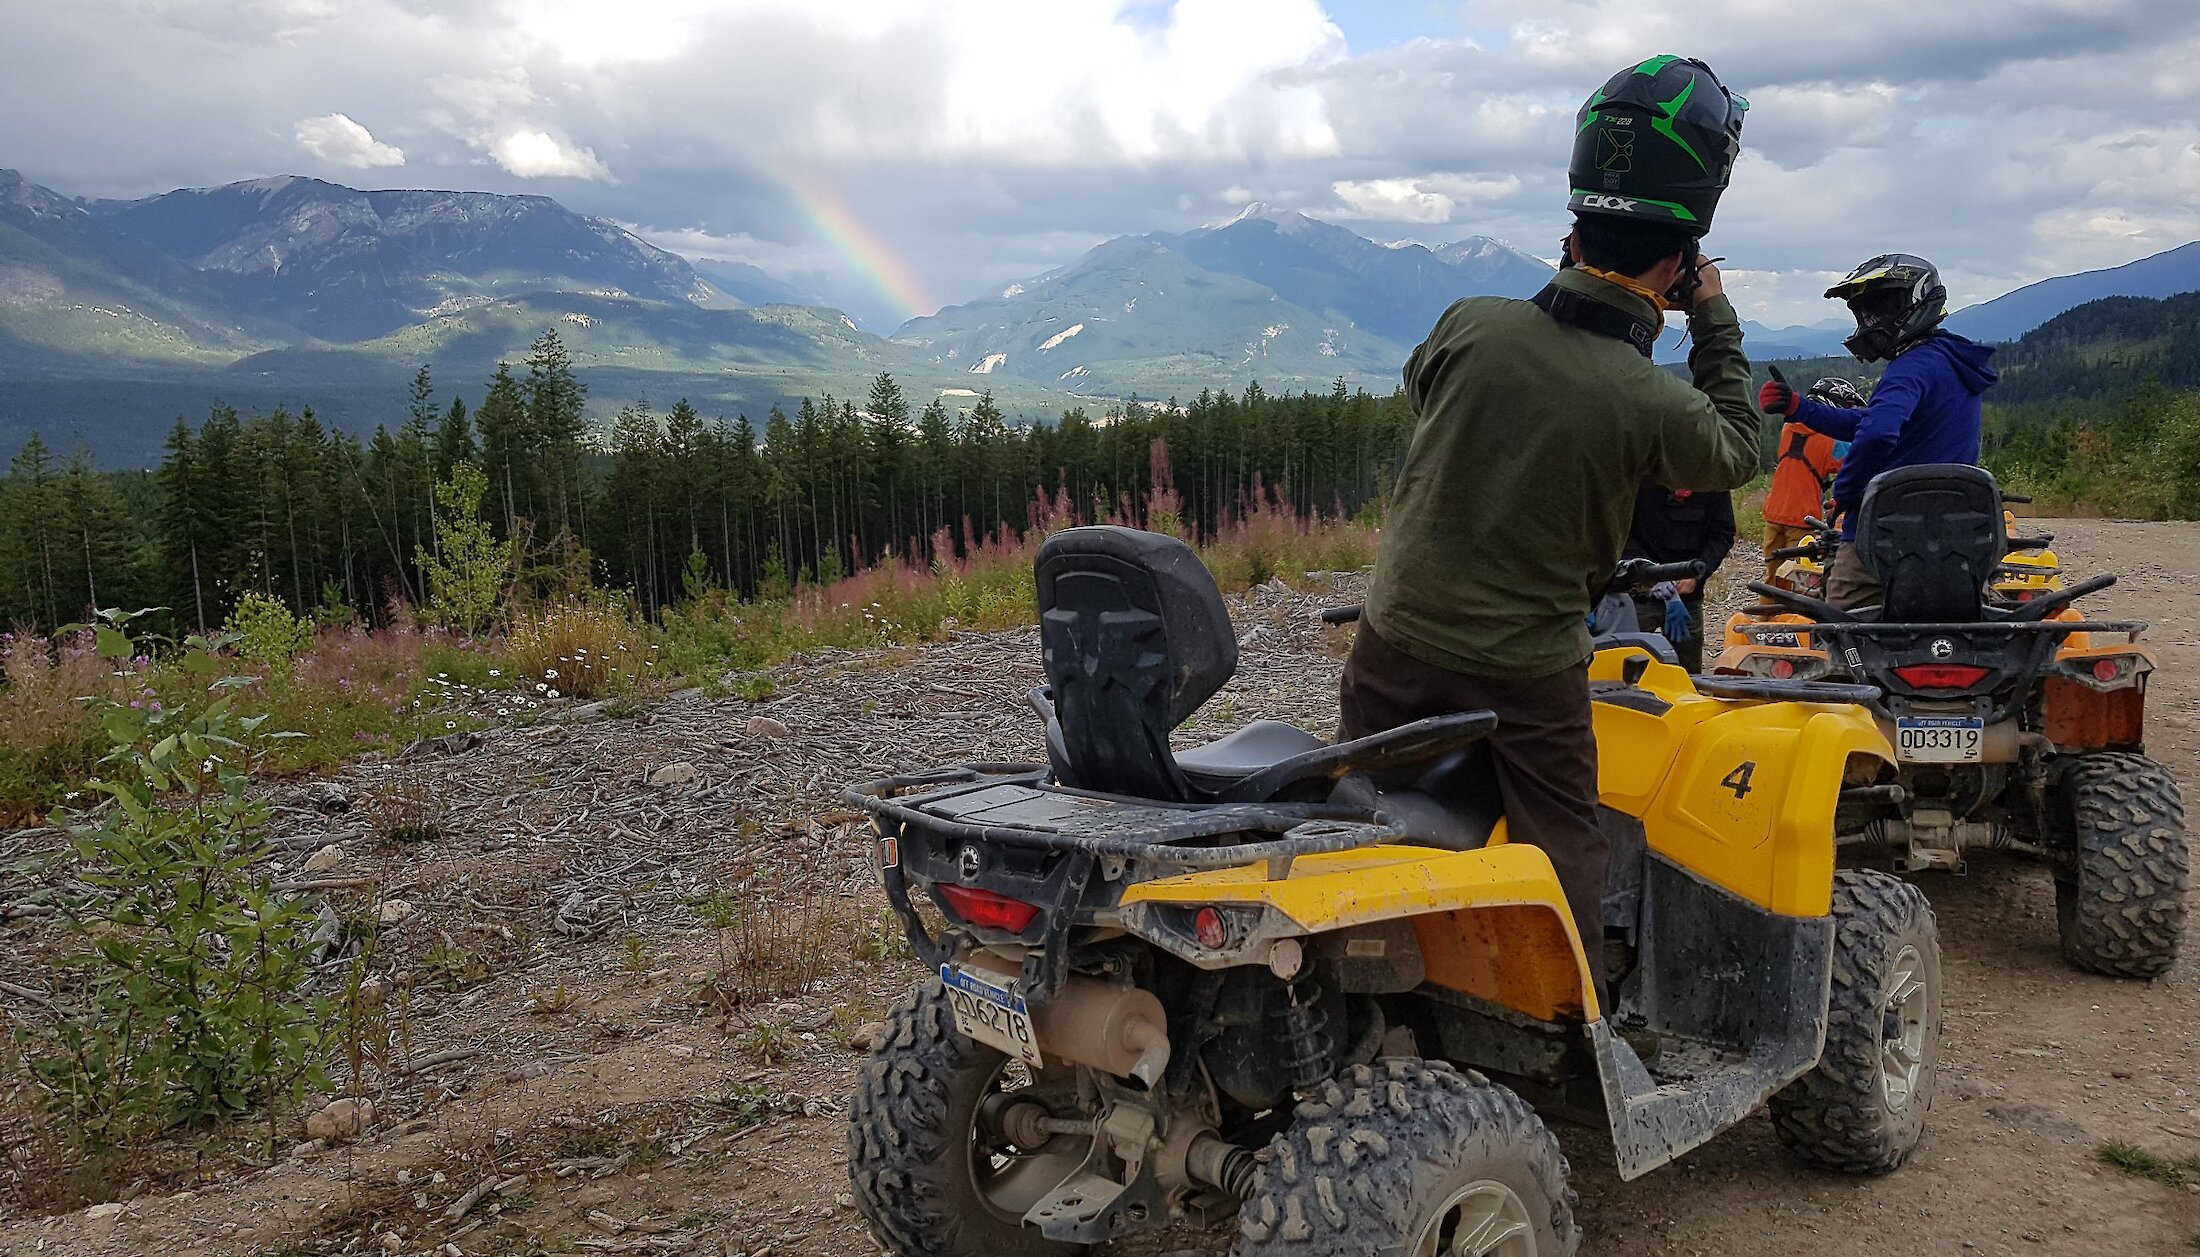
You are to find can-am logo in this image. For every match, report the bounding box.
[1580,194,1639,212]
[1930,638,1956,660]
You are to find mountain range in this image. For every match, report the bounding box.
[890,204,1553,396]
[3,166,2197,467]
[1944,241,2200,344]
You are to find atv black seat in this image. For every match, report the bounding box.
[1855,463,2007,623]
[1036,526,1238,800]
[1175,720,1326,789]
[1035,526,1502,816]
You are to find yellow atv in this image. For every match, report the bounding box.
[1992,501,2064,604]
[1752,500,2059,615]
[847,527,1935,1257]
[1720,466,2186,979]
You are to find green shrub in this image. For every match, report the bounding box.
[417,461,515,635]
[224,592,315,669]
[16,612,329,1154]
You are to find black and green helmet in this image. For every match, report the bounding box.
[1568,55,1748,235]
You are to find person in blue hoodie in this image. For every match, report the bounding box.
[1758,253,1998,608]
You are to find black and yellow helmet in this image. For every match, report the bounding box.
[1568,55,1748,236]
[1826,254,1947,362]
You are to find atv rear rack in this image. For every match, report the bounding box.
[844,764,1407,876]
[846,766,1412,996]
[1739,620,2146,642]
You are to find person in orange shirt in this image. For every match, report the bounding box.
[1761,376,1862,584]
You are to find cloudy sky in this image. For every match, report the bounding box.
[5,0,2198,330]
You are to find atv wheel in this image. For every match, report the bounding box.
[2052,752,2188,979]
[848,978,1089,1257]
[1233,1059,1577,1257]
[1770,869,1941,1175]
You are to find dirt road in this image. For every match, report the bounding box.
[2,518,2195,1257]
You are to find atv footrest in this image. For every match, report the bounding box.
[1027,1168,1137,1242]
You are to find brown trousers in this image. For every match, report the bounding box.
[1338,625,1607,1000]
[1762,522,1814,586]
[1824,544,1883,610]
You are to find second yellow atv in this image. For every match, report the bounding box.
[1718,465,2186,979]
[847,526,1936,1257]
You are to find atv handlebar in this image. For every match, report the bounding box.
[1318,559,1706,628]
[1769,543,1829,561]
[1614,558,1707,586]
[2009,572,2116,622]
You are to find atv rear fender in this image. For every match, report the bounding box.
[1116,834,1599,1023]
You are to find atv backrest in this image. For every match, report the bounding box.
[1034,526,1236,800]
[1855,464,2006,622]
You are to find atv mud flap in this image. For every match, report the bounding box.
[1591,856,1835,1180]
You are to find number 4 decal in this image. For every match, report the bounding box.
[1720,761,1757,799]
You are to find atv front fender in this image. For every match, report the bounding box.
[1590,649,1895,918]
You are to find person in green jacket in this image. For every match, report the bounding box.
[1341,55,1762,1003]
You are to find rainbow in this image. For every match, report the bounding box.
[777,172,939,323]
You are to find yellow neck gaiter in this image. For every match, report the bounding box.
[1577,265,1671,317]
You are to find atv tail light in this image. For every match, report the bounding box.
[1193,907,1228,949]
[1892,663,1991,690]
[2091,658,2125,683]
[1769,658,1796,679]
[937,885,1040,933]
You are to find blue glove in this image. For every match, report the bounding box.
[1664,598,1693,643]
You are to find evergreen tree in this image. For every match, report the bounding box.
[475,363,530,538]
[1,434,63,627]
[523,330,588,538]
[435,395,476,474]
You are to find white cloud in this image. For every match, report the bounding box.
[1320,173,1521,225]
[492,129,612,180]
[292,112,405,167]
[1328,178,1453,223]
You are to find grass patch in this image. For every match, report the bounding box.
[739,1018,798,1067]
[422,942,488,990]
[852,906,916,965]
[503,600,654,701]
[2095,1140,2200,1185]
[528,985,578,1015]
[713,1083,778,1131]
[364,771,447,847]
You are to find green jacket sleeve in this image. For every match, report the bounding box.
[1404,300,1466,411]
[1646,295,1764,492]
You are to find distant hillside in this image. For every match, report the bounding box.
[81,176,731,341]
[690,257,829,309]
[891,234,1405,397]
[893,206,1555,396]
[1155,205,1549,345]
[0,169,1059,466]
[1742,289,2200,415]
[1946,240,2200,343]
[1985,290,2200,405]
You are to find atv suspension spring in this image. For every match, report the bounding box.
[1275,976,1334,1091]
